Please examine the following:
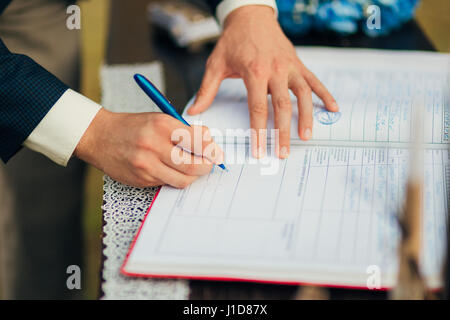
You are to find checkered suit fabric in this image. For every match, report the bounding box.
[0,38,68,163]
[205,0,222,13]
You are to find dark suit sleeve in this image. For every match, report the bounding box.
[0,38,68,163]
[204,0,222,14]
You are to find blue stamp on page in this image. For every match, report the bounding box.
[314,109,341,125]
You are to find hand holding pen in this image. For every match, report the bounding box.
[134,74,227,171]
[75,78,224,190]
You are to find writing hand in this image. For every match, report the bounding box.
[74,109,224,188]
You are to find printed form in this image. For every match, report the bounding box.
[184,48,449,147]
[123,48,450,288]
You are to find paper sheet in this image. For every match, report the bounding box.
[124,48,450,288]
[125,145,448,287]
[183,48,450,148]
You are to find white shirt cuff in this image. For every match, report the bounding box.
[216,0,278,26]
[24,89,102,166]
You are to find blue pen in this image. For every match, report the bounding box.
[134,74,227,171]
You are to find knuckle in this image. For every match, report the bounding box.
[206,56,221,71]
[296,60,307,72]
[272,59,287,75]
[302,85,312,95]
[135,131,150,149]
[303,68,315,79]
[289,56,301,67]
[297,83,312,96]
[196,85,208,98]
[251,102,268,117]
[273,97,292,111]
[130,153,148,170]
[278,127,290,135]
[247,60,268,78]
[151,113,170,131]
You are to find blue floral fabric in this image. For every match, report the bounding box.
[276,0,419,37]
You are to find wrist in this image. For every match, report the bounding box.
[74,108,111,168]
[223,5,276,29]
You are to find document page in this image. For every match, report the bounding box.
[183,48,450,148]
[124,145,449,288]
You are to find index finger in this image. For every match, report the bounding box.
[170,124,224,165]
[303,68,339,112]
[187,60,224,115]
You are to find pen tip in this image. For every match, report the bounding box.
[218,164,228,172]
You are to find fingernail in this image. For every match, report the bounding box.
[254,146,264,159]
[280,147,289,158]
[214,146,225,164]
[252,147,259,158]
[203,130,211,141]
[304,128,312,140]
[331,101,339,110]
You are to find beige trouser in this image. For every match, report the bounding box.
[0,0,85,299]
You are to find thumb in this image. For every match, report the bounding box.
[187,67,223,115]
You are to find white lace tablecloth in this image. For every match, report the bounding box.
[100,62,189,299]
[101,175,190,299]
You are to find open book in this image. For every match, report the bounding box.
[122,48,450,289]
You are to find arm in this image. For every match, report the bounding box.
[0,38,69,163]
[191,2,338,159]
[0,38,223,188]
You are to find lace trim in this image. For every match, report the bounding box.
[101,175,189,299]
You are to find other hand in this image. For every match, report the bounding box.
[188,5,338,158]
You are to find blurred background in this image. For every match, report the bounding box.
[80,0,450,300]
[0,0,449,299]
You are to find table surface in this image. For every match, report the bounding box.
[103,0,435,299]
